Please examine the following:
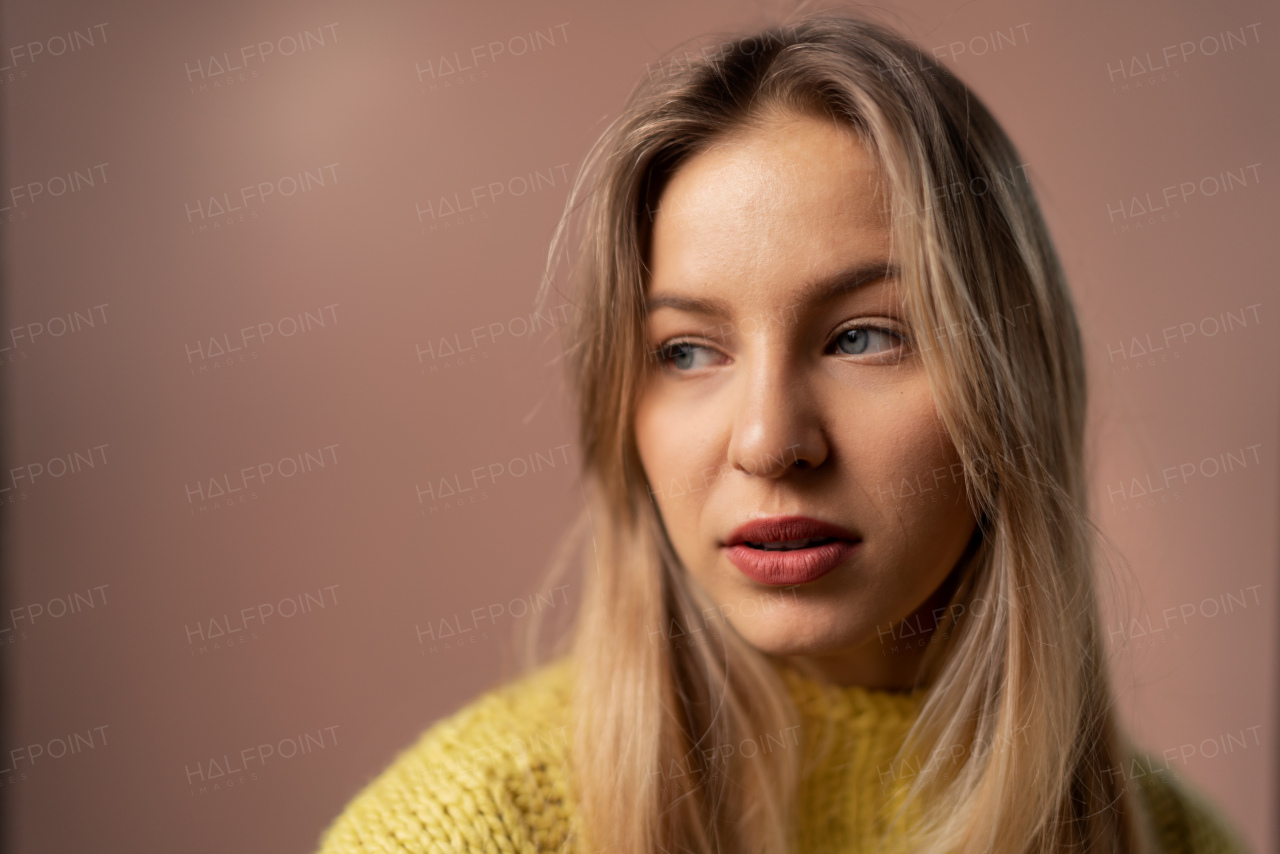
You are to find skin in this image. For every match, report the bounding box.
[633,107,978,690]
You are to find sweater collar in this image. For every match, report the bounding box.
[773,665,929,851]
[775,663,927,724]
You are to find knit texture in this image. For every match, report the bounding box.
[315,658,1249,853]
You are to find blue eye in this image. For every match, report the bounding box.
[656,341,717,371]
[834,326,898,356]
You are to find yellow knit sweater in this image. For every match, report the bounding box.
[315,658,1249,853]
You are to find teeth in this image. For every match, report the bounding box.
[745,537,835,551]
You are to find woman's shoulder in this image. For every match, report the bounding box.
[314,657,577,854]
[1132,757,1252,854]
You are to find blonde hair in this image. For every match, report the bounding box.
[528,11,1155,854]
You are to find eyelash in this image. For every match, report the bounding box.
[652,322,907,370]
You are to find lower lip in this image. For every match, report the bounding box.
[724,540,859,586]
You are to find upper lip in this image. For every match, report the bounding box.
[723,515,860,547]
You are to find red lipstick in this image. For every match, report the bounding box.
[722,516,860,586]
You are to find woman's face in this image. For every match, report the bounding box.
[634,109,977,689]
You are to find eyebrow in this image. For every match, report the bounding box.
[644,260,899,317]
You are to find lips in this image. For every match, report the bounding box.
[722,516,860,586]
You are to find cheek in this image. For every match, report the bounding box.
[634,387,678,486]
[633,389,723,529]
[846,383,973,554]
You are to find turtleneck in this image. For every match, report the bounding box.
[777,664,928,852]
[315,656,1246,854]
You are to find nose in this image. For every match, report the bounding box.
[726,360,828,478]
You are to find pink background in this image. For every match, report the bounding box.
[1,0,1274,851]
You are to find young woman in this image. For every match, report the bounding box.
[317,13,1249,854]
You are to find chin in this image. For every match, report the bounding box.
[732,612,868,659]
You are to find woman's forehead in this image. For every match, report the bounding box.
[657,111,884,217]
[647,115,893,307]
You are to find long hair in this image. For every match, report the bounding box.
[528,11,1156,854]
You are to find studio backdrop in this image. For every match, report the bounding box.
[1,0,1275,851]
